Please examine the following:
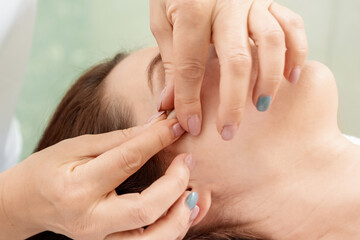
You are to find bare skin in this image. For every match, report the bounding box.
[0,118,197,240]
[105,46,360,239]
[150,0,308,140]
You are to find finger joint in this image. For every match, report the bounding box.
[135,205,157,226]
[177,61,205,81]
[294,47,309,59]
[119,148,143,175]
[261,30,285,47]
[226,50,252,71]
[171,0,207,22]
[289,14,305,30]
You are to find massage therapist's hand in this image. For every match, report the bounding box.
[0,117,198,240]
[150,0,308,140]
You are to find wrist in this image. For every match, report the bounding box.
[0,162,43,239]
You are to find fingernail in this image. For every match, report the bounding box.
[185,154,195,171]
[157,87,167,111]
[256,96,272,112]
[221,124,238,141]
[289,67,301,84]
[186,192,198,210]
[188,115,201,136]
[147,111,165,123]
[189,205,200,223]
[172,123,185,138]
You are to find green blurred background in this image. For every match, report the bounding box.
[16,0,360,160]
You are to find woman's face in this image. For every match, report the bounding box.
[104,46,341,233]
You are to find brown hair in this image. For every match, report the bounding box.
[26,52,260,240]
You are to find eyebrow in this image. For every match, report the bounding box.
[147,53,162,94]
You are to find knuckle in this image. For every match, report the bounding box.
[226,50,252,70]
[261,30,285,46]
[294,46,309,58]
[225,104,246,115]
[163,61,177,78]
[150,22,161,35]
[177,61,205,81]
[219,103,245,123]
[174,0,207,18]
[289,14,305,29]
[266,74,284,83]
[176,94,200,107]
[119,128,133,140]
[150,22,169,37]
[119,147,143,175]
[168,0,208,26]
[135,205,157,226]
[153,129,168,149]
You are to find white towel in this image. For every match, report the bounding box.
[344,134,360,146]
[0,0,36,172]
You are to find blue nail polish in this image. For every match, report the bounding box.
[256,96,272,112]
[186,192,198,210]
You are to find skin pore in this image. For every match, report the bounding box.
[104,46,360,239]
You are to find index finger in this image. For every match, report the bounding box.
[61,125,144,157]
[212,1,253,141]
[170,1,212,136]
[81,119,186,195]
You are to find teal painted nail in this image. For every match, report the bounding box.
[256,96,272,112]
[186,192,198,210]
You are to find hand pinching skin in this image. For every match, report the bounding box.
[150,0,308,140]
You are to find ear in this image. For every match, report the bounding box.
[189,185,212,226]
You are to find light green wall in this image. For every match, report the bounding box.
[16,0,360,160]
[16,0,155,159]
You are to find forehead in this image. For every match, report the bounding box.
[105,47,159,125]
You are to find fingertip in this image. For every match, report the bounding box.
[256,95,272,112]
[189,205,200,223]
[216,105,243,141]
[171,153,195,172]
[289,66,301,84]
[187,114,201,136]
[186,192,198,210]
[221,124,238,141]
[172,122,186,138]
